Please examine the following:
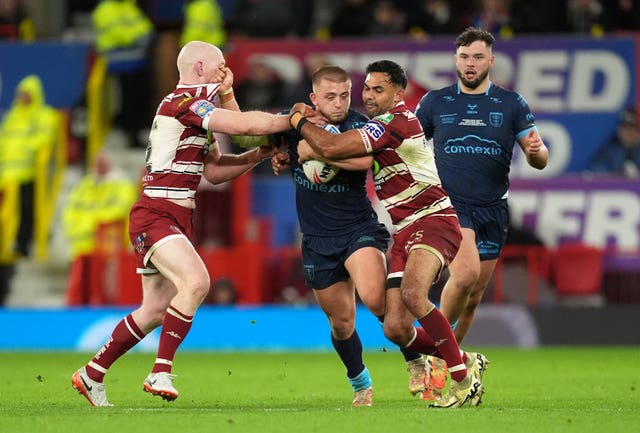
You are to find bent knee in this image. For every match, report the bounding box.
[383,321,412,347]
[184,275,211,301]
[329,316,355,339]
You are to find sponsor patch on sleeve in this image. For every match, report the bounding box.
[362,121,385,141]
[189,99,216,118]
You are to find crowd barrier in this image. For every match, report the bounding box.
[2,302,638,351]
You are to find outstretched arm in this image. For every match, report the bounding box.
[207,109,290,136]
[202,145,277,184]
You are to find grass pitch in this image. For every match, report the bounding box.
[0,347,637,433]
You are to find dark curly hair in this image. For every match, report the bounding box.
[456,26,495,49]
[365,60,408,89]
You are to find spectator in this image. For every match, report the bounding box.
[586,108,640,177]
[0,74,62,257]
[207,277,238,305]
[510,0,569,34]
[566,0,605,36]
[369,0,405,36]
[180,0,226,48]
[91,0,155,147]
[62,151,138,305]
[230,0,313,38]
[602,0,640,32]
[330,0,372,37]
[286,53,332,104]
[470,0,512,37]
[0,0,35,40]
[405,0,464,38]
[234,58,287,111]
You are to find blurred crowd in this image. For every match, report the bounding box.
[2,1,638,45]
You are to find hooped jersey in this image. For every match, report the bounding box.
[142,83,222,200]
[416,82,536,206]
[357,102,455,232]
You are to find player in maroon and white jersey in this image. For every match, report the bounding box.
[291,60,485,408]
[71,41,291,407]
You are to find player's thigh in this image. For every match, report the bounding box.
[344,246,387,315]
[403,248,442,292]
[447,227,481,286]
[313,280,356,327]
[150,235,210,291]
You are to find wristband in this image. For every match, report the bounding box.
[289,110,302,122]
[289,111,303,127]
[295,117,308,134]
[219,89,234,104]
[220,88,233,95]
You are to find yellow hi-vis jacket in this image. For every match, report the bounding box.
[0,75,61,184]
[180,0,227,48]
[92,0,153,53]
[62,173,138,258]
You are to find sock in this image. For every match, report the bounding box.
[400,345,423,363]
[86,314,145,382]
[331,331,365,379]
[407,327,439,357]
[416,308,466,382]
[376,314,422,362]
[152,304,193,374]
[348,366,372,392]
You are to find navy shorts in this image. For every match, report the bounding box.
[301,221,390,289]
[453,199,509,260]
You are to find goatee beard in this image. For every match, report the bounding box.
[457,69,489,90]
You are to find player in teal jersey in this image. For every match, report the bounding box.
[415,27,549,344]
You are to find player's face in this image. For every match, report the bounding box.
[362,72,402,118]
[455,41,494,91]
[310,78,351,124]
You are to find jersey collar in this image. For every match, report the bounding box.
[456,81,493,95]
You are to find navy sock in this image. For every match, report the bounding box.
[331,331,365,379]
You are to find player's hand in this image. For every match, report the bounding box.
[271,151,290,175]
[297,140,315,163]
[219,66,234,93]
[306,110,329,127]
[256,145,278,160]
[525,129,543,155]
[290,103,315,118]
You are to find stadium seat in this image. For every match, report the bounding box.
[552,244,605,306]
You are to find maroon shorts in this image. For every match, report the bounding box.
[388,211,462,281]
[128,195,194,274]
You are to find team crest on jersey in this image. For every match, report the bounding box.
[363,121,385,141]
[489,112,503,127]
[179,96,194,107]
[189,100,215,118]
